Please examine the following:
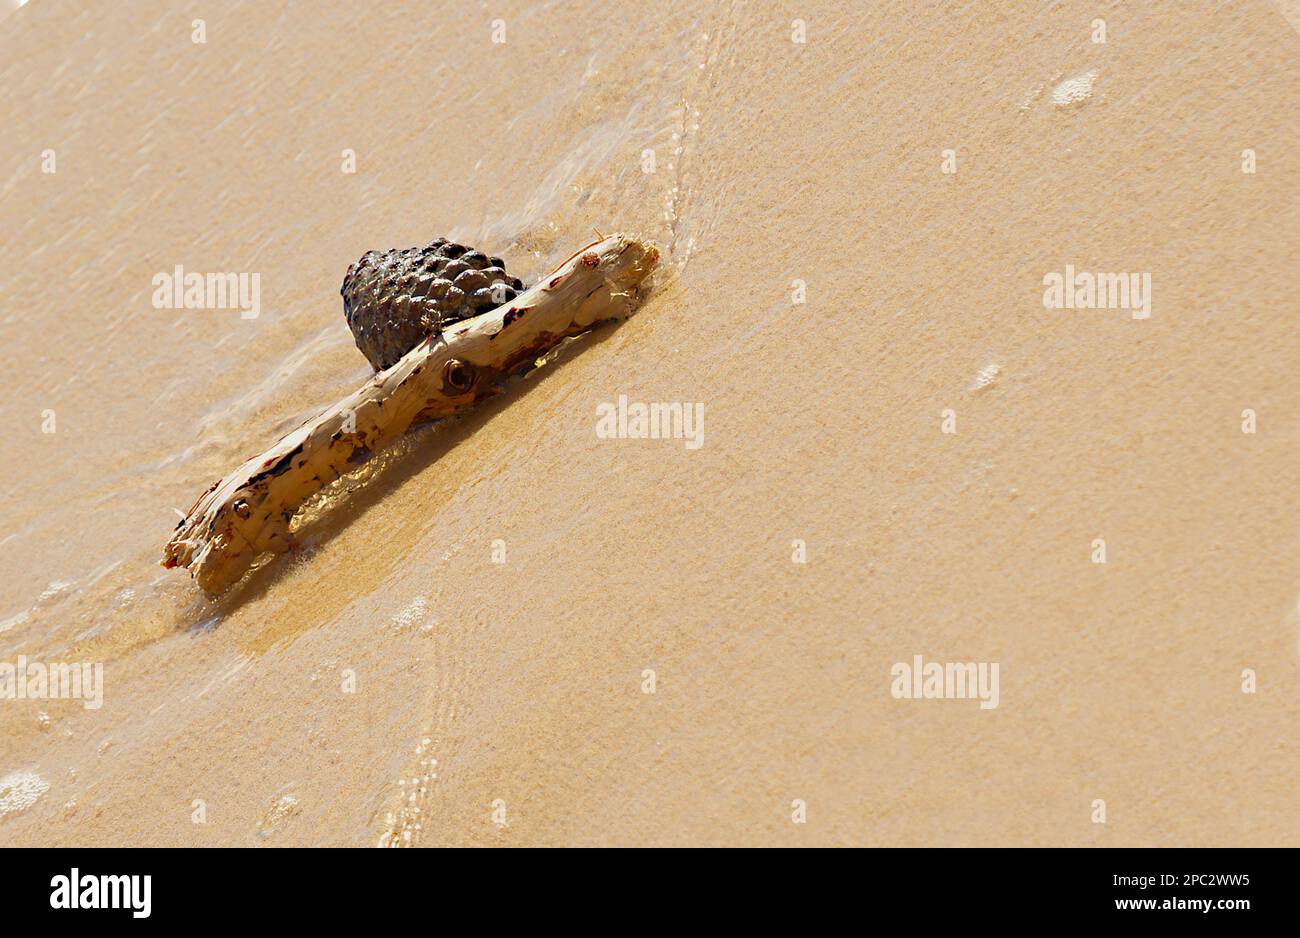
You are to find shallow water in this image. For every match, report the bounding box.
[1,0,1297,846]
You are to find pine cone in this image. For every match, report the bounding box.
[341,238,525,371]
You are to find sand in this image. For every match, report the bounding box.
[0,0,1297,847]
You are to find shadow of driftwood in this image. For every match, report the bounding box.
[184,321,624,625]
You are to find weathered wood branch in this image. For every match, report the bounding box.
[164,233,659,593]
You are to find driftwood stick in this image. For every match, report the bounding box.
[164,233,659,592]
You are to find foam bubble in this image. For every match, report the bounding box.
[971,363,1001,391]
[258,793,301,837]
[1052,70,1098,108]
[0,769,50,815]
[390,596,429,632]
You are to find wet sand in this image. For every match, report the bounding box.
[0,1,1297,846]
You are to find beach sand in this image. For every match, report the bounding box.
[0,0,1297,846]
